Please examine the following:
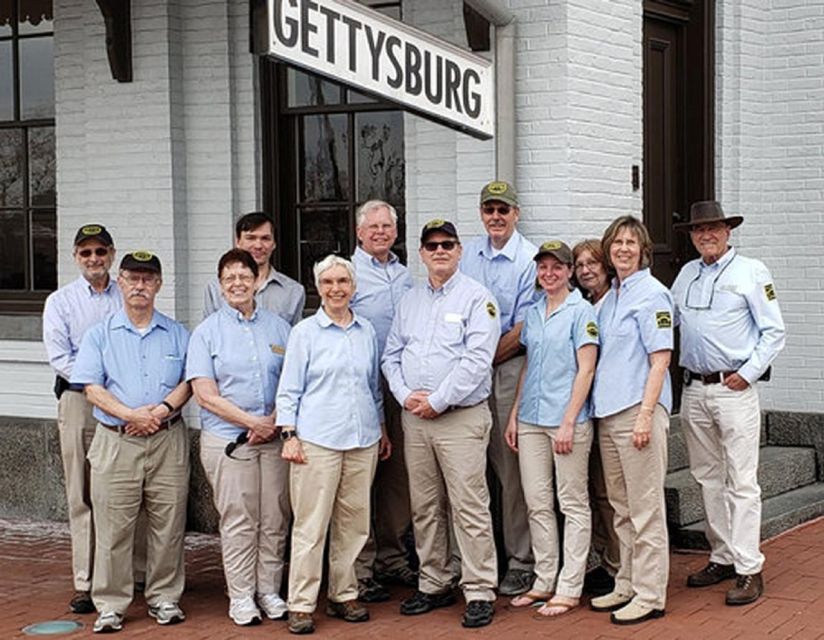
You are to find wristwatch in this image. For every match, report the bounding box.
[279,429,297,441]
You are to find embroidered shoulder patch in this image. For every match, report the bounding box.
[656,311,672,329]
[270,344,285,355]
[764,283,776,302]
[586,321,599,338]
[486,302,497,318]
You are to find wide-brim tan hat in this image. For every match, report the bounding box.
[674,200,743,231]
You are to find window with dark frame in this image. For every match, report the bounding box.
[0,0,56,314]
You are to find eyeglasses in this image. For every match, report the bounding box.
[482,204,512,215]
[220,274,255,285]
[224,432,251,460]
[77,247,109,258]
[683,255,736,310]
[574,259,602,272]
[422,240,459,252]
[120,273,159,286]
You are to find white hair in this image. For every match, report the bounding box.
[313,254,357,290]
[355,200,398,228]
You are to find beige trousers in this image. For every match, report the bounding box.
[518,421,593,597]
[599,404,669,609]
[88,423,190,614]
[287,441,378,613]
[588,420,620,572]
[403,404,498,602]
[488,356,533,571]
[200,430,291,599]
[681,382,764,575]
[58,390,146,591]
[355,387,411,580]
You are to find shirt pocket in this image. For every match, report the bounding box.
[162,355,184,388]
[437,313,466,344]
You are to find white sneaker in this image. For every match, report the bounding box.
[93,611,123,633]
[229,596,262,626]
[148,601,186,625]
[258,593,288,620]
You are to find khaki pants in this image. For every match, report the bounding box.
[681,382,764,575]
[589,420,620,572]
[403,404,498,602]
[58,391,146,591]
[355,387,411,580]
[287,441,378,613]
[200,430,290,599]
[88,423,190,614]
[518,421,593,597]
[599,404,669,609]
[488,356,533,571]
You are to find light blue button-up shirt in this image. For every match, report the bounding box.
[672,248,785,383]
[592,269,674,417]
[203,267,305,326]
[518,288,599,427]
[382,270,501,414]
[42,276,122,380]
[71,309,190,426]
[460,230,539,334]
[350,246,413,354]
[187,304,291,440]
[276,307,383,450]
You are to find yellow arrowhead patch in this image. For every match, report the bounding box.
[656,311,672,329]
[586,321,599,338]
[486,302,497,318]
[764,283,776,301]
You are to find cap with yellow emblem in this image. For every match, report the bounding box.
[480,181,519,207]
[420,218,460,243]
[120,251,162,274]
[533,240,573,265]
[73,224,114,247]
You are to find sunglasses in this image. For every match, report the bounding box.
[225,432,251,460]
[422,240,459,252]
[482,204,512,215]
[77,247,109,258]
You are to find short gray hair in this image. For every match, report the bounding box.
[313,254,357,290]
[356,200,398,228]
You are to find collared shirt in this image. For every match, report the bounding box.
[382,270,501,413]
[42,276,122,380]
[518,288,599,427]
[592,268,674,417]
[203,267,306,326]
[71,309,190,426]
[350,246,413,354]
[276,307,383,450]
[672,247,786,383]
[460,230,539,334]
[186,304,291,440]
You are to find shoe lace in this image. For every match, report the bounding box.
[467,601,488,614]
[737,575,753,588]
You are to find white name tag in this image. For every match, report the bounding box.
[444,313,463,323]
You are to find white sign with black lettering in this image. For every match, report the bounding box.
[265,0,495,139]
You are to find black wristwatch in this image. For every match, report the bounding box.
[279,429,297,441]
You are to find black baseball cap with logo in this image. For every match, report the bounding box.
[73,224,114,247]
[420,218,460,244]
[120,251,162,274]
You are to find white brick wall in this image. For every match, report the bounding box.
[716,0,824,412]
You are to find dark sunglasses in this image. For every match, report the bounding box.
[78,247,110,258]
[422,240,459,252]
[225,432,251,460]
[482,204,512,215]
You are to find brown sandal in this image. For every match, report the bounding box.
[510,591,552,608]
[536,596,579,617]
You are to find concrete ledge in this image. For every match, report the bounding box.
[767,411,824,478]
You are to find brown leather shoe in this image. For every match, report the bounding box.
[687,562,736,588]
[69,590,95,614]
[287,611,315,634]
[325,599,369,622]
[725,573,763,605]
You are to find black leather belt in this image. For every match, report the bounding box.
[100,415,182,435]
[684,370,734,385]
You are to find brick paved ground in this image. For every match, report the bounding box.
[3,517,824,639]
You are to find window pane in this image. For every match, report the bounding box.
[298,207,350,289]
[347,88,377,105]
[20,35,54,119]
[0,41,12,120]
[28,126,54,206]
[287,68,342,108]
[0,128,24,206]
[0,0,11,37]
[18,0,53,35]
[355,111,405,205]
[0,210,26,289]
[32,208,55,289]
[301,114,349,202]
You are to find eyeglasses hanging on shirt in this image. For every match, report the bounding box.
[683,252,737,310]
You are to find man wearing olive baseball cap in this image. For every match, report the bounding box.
[72,250,192,632]
[460,181,538,596]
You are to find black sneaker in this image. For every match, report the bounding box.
[462,600,494,628]
[584,566,616,596]
[375,564,418,588]
[70,591,95,614]
[358,577,390,603]
[400,589,457,616]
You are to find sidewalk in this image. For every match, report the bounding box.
[2,516,824,639]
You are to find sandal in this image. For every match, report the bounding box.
[536,596,579,617]
[510,591,552,608]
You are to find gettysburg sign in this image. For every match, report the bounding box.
[259,0,495,139]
